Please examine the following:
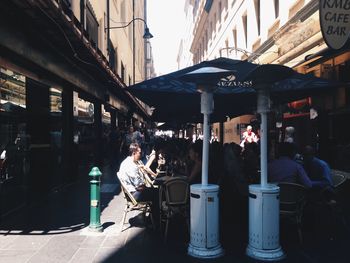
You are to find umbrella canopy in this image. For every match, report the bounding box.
[127,57,344,123]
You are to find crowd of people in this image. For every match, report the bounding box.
[112,123,338,231]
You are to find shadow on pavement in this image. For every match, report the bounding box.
[0,160,121,236]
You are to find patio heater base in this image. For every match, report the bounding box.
[187,184,224,259]
[246,184,285,261]
[246,245,285,261]
[188,243,224,259]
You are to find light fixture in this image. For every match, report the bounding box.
[106,17,153,85]
[105,18,153,39]
[142,26,153,39]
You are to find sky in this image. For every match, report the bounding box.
[147,0,186,75]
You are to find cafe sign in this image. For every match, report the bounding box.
[320,0,350,49]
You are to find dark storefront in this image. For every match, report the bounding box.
[0,0,148,217]
[286,47,350,171]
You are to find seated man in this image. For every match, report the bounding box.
[118,143,159,221]
[268,142,312,188]
[303,145,335,201]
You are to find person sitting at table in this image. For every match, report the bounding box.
[241,141,260,184]
[118,143,159,224]
[143,142,168,178]
[302,145,335,201]
[268,142,312,188]
[185,140,203,184]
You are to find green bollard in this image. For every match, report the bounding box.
[88,167,103,232]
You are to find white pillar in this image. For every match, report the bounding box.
[200,90,212,185]
[188,90,224,259]
[258,88,269,187]
[246,87,285,261]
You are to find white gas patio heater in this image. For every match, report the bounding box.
[180,67,235,259]
[246,86,285,261]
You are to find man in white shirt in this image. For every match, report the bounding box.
[118,143,144,193]
[240,125,259,148]
[118,143,158,211]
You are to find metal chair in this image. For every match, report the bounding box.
[117,172,154,231]
[331,171,347,189]
[325,171,349,233]
[278,182,307,244]
[160,177,189,242]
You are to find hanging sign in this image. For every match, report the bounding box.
[319,0,350,49]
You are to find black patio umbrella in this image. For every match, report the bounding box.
[127,57,344,123]
[127,57,347,187]
[128,57,349,259]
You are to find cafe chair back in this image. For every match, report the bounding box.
[117,172,154,231]
[278,182,307,244]
[161,177,190,242]
[326,170,349,234]
[331,171,347,190]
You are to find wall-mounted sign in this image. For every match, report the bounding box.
[320,0,350,49]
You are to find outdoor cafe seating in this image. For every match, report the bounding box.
[278,171,349,244]
[117,172,155,231]
[314,170,349,235]
[278,182,307,244]
[154,175,189,242]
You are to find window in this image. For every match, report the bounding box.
[274,0,279,18]
[193,0,200,17]
[80,0,85,26]
[204,0,213,12]
[121,0,126,23]
[121,62,125,83]
[231,0,237,8]
[50,87,62,113]
[214,13,217,30]
[242,13,247,48]
[254,0,260,35]
[115,46,119,74]
[98,17,104,51]
[85,1,99,48]
[108,40,115,72]
[128,23,132,45]
[225,39,229,57]
[202,38,205,56]
[232,28,237,56]
[0,68,26,109]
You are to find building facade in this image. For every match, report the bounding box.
[181,0,350,169]
[0,0,152,216]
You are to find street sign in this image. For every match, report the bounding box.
[320,0,350,49]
